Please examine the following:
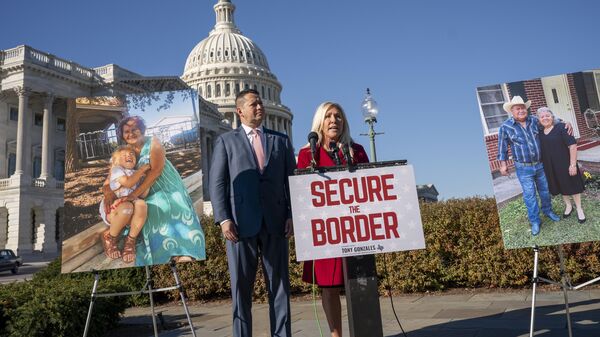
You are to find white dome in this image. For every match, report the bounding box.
[181,0,292,138]
[184,32,270,73]
[183,0,273,78]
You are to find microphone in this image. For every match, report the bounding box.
[307,132,319,168]
[329,141,342,166]
[342,142,352,166]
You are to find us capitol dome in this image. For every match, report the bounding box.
[182,0,293,139]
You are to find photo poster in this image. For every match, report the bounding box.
[477,69,600,249]
[290,165,426,261]
[62,90,206,273]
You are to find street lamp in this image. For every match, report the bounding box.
[361,88,384,161]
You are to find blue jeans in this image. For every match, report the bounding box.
[514,162,553,226]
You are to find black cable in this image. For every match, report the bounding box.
[382,253,409,337]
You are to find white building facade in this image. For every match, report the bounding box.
[0,46,216,256]
[0,45,102,255]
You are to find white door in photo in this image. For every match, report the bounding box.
[541,75,580,138]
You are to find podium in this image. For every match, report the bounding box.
[293,160,414,337]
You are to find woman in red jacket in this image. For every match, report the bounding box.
[297,102,369,337]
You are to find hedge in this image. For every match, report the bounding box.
[0,259,151,337]
[151,197,600,300]
[5,196,600,336]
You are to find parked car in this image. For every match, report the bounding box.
[0,249,22,275]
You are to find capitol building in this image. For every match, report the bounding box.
[182,0,293,138]
[0,0,293,256]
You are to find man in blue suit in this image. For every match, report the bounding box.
[209,89,295,337]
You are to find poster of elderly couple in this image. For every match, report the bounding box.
[61,90,206,273]
[478,69,600,249]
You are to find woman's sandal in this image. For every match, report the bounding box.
[102,230,121,259]
[173,256,194,263]
[122,235,137,263]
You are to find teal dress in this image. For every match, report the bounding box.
[134,137,206,266]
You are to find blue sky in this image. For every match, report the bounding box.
[3,0,599,198]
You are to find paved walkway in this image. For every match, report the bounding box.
[105,288,600,337]
[578,144,600,162]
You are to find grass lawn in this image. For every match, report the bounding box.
[499,189,600,249]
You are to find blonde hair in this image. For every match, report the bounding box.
[308,102,353,147]
[110,145,136,168]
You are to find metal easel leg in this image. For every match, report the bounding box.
[557,245,573,337]
[170,260,197,337]
[83,271,100,337]
[146,265,159,337]
[530,246,539,337]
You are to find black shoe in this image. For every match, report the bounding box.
[578,217,586,224]
[563,208,573,218]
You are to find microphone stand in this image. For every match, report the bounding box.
[342,143,355,173]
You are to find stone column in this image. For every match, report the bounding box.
[41,206,57,253]
[5,197,31,253]
[14,87,31,176]
[232,111,238,129]
[201,134,210,205]
[0,206,7,249]
[32,207,44,252]
[40,94,54,180]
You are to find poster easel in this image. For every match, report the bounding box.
[530,243,600,337]
[529,245,573,337]
[82,260,196,337]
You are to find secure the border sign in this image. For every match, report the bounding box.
[290,165,425,261]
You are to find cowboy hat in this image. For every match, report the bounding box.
[503,96,531,113]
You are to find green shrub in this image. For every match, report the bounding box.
[152,198,600,299]
[10,196,600,336]
[0,258,149,337]
[0,274,128,337]
[584,171,600,190]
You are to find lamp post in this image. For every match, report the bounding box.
[343,88,385,337]
[361,88,384,161]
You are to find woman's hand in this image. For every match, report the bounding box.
[140,164,151,173]
[569,165,577,176]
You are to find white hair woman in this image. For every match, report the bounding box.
[297,102,370,337]
[537,107,586,223]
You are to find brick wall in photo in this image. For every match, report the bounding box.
[567,73,597,141]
